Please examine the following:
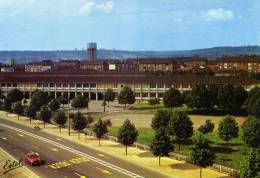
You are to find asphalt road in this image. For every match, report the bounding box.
[0,118,168,178]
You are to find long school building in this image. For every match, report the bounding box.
[0,71,259,100]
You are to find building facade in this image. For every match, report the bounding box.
[0,71,258,101]
[138,58,178,72]
[216,56,260,73]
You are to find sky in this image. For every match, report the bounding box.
[0,0,260,51]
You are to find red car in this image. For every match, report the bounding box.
[24,152,43,166]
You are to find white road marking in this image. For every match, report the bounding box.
[0,123,144,178]
[0,136,7,140]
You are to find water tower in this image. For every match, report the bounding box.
[87,43,97,61]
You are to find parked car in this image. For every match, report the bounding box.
[24,151,43,166]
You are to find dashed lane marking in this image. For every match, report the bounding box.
[96,167,112,175]
[18,134,24,137]
[0,136,7,140]
[74,172,87,178]
[0,123,144,178]
[56,138,62,141]
[48,147,59,152]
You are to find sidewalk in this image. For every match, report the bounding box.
[0,147,39,178]
[0,111,233,178]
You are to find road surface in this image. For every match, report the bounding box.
[0,118,168,178]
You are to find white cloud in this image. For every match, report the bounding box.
[96,1,114,13]
[206,8,234,21]
[79,0,114,15]
[79,1,95,15]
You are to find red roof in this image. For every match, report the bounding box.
[0,72,258,84]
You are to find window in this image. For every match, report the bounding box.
[83,83,89,88]
[158,83,164,88]
[13,83,17,87]
[76,83,82,88]
[50,83,55,87]
[70,84,75,88]
[90,83,96,88]
[150,83,156,88]
[1,83,6,87]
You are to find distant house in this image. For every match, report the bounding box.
[56,60,80,69]
[80,60,109,71]
[138,58,178,72]
[216,56,260,73]
[25,60,53,72]
[178,57,208,72]
[1,67,14,73]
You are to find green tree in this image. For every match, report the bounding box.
[241,117,260,148]
[6,89,23,103]
[3,98,12,112]
[104,89,116,107]
[117,119,138,155]
[190,85,212,110]
[24,105,37,124]
[218,115,239,144]
[218,85,247,113]
[93,119,108,145]
[163,88,183,108]
[102,100,106,113]
[240,149,260,178]
[48,99,60,112]
[54,111,68,133]
[198,120,215,135]
[12,102,24,120]
[71,95,89,112]
[72,112,88,139]
[168,111,193,150]
[31,90,49,111]
[207,84,220,108]
[182,90,193,107]
[118,86,135,108]
[38,106,52,128]
[151,109,171,131]
[150,129,174,166]
[58,95,68,109]
[148,97,160,107]
[246,87,260,116]
[191,135,215,178]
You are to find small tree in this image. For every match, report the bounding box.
[31,90,49,111]
[241,117,260,148]
[148,97,160,107]
[24,105,36,124]
[198,120,215,135]
[38,106,52,128]
[117,119,138,155]
[151,109,171,131]
[104,89,116,107]
[6,89,24,103]
[12,102,24,120]
[71,95,89,112]
[150,129,174,166]
[102,100,106,113]
[93,119,108,145]
[3,98,12,112]
[240,149,260,178]
[218,115,239,144]
[118,86,135,108]
[168,111,193,150]
[54,111,68,133]
[163,88,183,108]
[58,95,68,109]
[48,99,60,112]
[191,135,215,178]
[72,112,88,139]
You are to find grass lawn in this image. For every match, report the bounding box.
[108,127,249,170]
